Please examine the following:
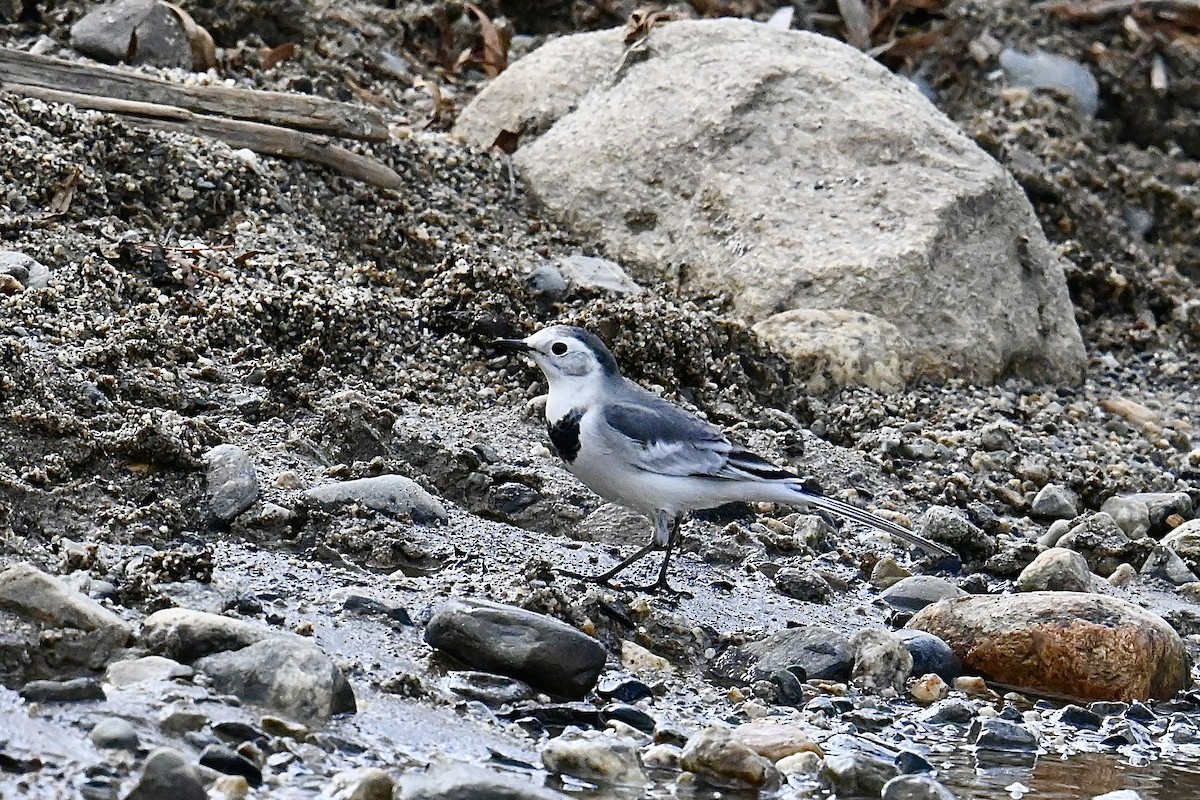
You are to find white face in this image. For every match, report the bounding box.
[522,327,603,383]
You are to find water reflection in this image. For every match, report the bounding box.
[938,750,1200,800]
[566,748,1200,799]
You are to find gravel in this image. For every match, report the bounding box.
[0,1,1197,798]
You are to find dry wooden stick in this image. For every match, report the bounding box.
[7,83,404,191]
[1038,0,1200,20]
[8,83,194,121]
[0,46,389,141]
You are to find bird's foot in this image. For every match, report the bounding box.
[556,568,690,597]
[628,575,693,598]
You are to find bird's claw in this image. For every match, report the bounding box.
[628,577,693,598]
[555,568,691,597]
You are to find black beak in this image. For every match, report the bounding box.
[490,338,533,355]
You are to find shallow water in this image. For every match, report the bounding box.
[939,749,1200,800]
[562,735,1200,799]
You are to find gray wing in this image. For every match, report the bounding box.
[603,387,795,482]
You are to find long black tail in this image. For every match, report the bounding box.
[790,486,958,560]
[719,444,959,562]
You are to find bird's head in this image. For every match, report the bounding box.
[491,325,621,390]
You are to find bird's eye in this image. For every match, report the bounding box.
[551,341,568,356]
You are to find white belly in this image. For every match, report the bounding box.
[563,409,657,514]
[560,409,792,517]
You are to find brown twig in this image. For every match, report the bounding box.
[1039,0,1200,23]
[0,46,388,141]
[4,83,404,191]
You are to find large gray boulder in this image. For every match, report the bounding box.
[455,19,1085,386]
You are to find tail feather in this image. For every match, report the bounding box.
[790,487,957,560]
[713,445,958,561]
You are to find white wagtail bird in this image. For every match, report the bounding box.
[492,325,957,593]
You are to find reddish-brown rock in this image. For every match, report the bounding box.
[906,592,1189,702]
[728,721,823,762]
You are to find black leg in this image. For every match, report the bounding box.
[631,517,692,597]
[558,538,661,587]
[558,510,691,593]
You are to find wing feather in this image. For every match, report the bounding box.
[600,384,958,560]
[602,388,797,482]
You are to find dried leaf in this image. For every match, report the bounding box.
[624,7,671,45]
[162,0,216,71]
[259,42,296,70]
[490,128,521,154]
[838,0,874,49]
[344,77,389,107]
[233,251,260,267]
[452,46,473,75]
[465,2,509,78]
[47,166,80,216]
[414,77,452,128]
[867,39,896,57]
[125,28,139,63]
[324,8,384,37]
[877,27,947,68]
[765,6,795,29]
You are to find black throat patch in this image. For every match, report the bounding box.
[547,409,584,463]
